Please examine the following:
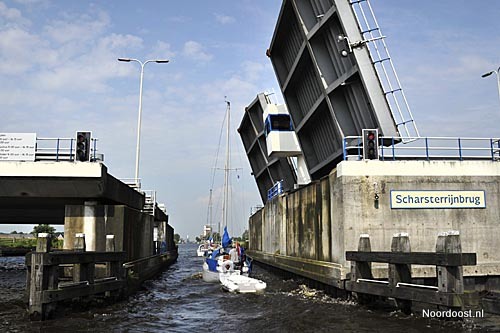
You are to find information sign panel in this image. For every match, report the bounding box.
[390,190,486,209]
[0,133,36,161]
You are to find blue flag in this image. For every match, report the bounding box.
[222,226,232,249]
[210,248,220,259]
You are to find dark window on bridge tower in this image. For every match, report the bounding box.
[76,131,91,162]
[362,129,379,160]
[264,114,293,135]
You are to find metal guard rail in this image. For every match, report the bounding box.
[343,136,500,161]
[267,180,284,200]
[35,137,99,162]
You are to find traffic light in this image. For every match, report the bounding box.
[362,129,379,160]
[75,131,91,162]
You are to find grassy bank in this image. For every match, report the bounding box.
[0,238,63,249]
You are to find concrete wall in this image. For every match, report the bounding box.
[249,160,500,280]
[285,183,319,260]
[165,224,176,251]
[263,196,282,255]
[64,204,156,261]
[249,208,263,251]
[255,178,332,261]
[336,160,500,277]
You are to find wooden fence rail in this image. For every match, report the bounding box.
[25,233,126,320]
[345,231,477,313]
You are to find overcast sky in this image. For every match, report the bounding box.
[1,0,500,238]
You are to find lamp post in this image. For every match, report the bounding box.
[118,58,169,188]
[481,66,500,107]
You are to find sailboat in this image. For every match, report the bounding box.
[202,100,240,282]
[201,100,266,293]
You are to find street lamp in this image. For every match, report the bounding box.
[118,58,169,188]
[481,66,500,107]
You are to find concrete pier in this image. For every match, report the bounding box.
[0,159,178,320]
[248,160,500,287]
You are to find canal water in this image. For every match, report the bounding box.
[1,244,500,332]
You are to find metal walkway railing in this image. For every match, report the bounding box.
[35,137,100,162]
[343,136,500,161]
[267,180,284,201]
[143,190,156,216]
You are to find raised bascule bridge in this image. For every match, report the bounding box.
[239,0,500,313]
[0,133,178,320]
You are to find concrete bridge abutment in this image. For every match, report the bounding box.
[248,160,500,290]
[64,203,157,261]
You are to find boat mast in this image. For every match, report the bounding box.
[221,99,231,235]
[208,188,213,229]
[206,188,213,239]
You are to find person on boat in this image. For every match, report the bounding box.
[229,242,240,265]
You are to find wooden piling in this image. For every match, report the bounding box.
[26,235,128,321]
[345,231,475,313]
[351,234,374,304]
[73,234,94,285]
[389,232,412,314]
[29,233,57,320]
[106,235,118,277]
[352,234,373,281]
[106,235,115,252]
[74,233,86,252]
[436,231,464,309]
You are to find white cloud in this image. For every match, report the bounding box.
[30,33,144,93]
[182,40,213,62]
[0,28,51,75]
[43,10,110,44]
[147,41,175,61]
[241,61,268,81]
[0,1,21,19]
[13,0,48,4]
[0,1,31,27]
[214,13,235,25]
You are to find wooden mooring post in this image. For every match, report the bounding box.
[26,233,127,321]
[28,233,58,320]
[345,231,476,313]
[389,233,412,314]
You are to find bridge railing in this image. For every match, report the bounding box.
[143,190,156,216]
[116,181,166,217]
[267,180,284,201]
[35,137,101,162]
[343,136,500,161]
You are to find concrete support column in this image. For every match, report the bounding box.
[64,202,106,251]
[83,201,105,252]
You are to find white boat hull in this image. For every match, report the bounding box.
[202,258,240,283]
[202,267,221,283]
[220,274,267,293]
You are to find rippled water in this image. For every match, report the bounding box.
[1,244,500,332]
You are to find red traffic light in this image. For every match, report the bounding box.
[362,129,379,160]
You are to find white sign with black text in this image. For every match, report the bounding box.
[390,190,486,209]
[0,133,36,161]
